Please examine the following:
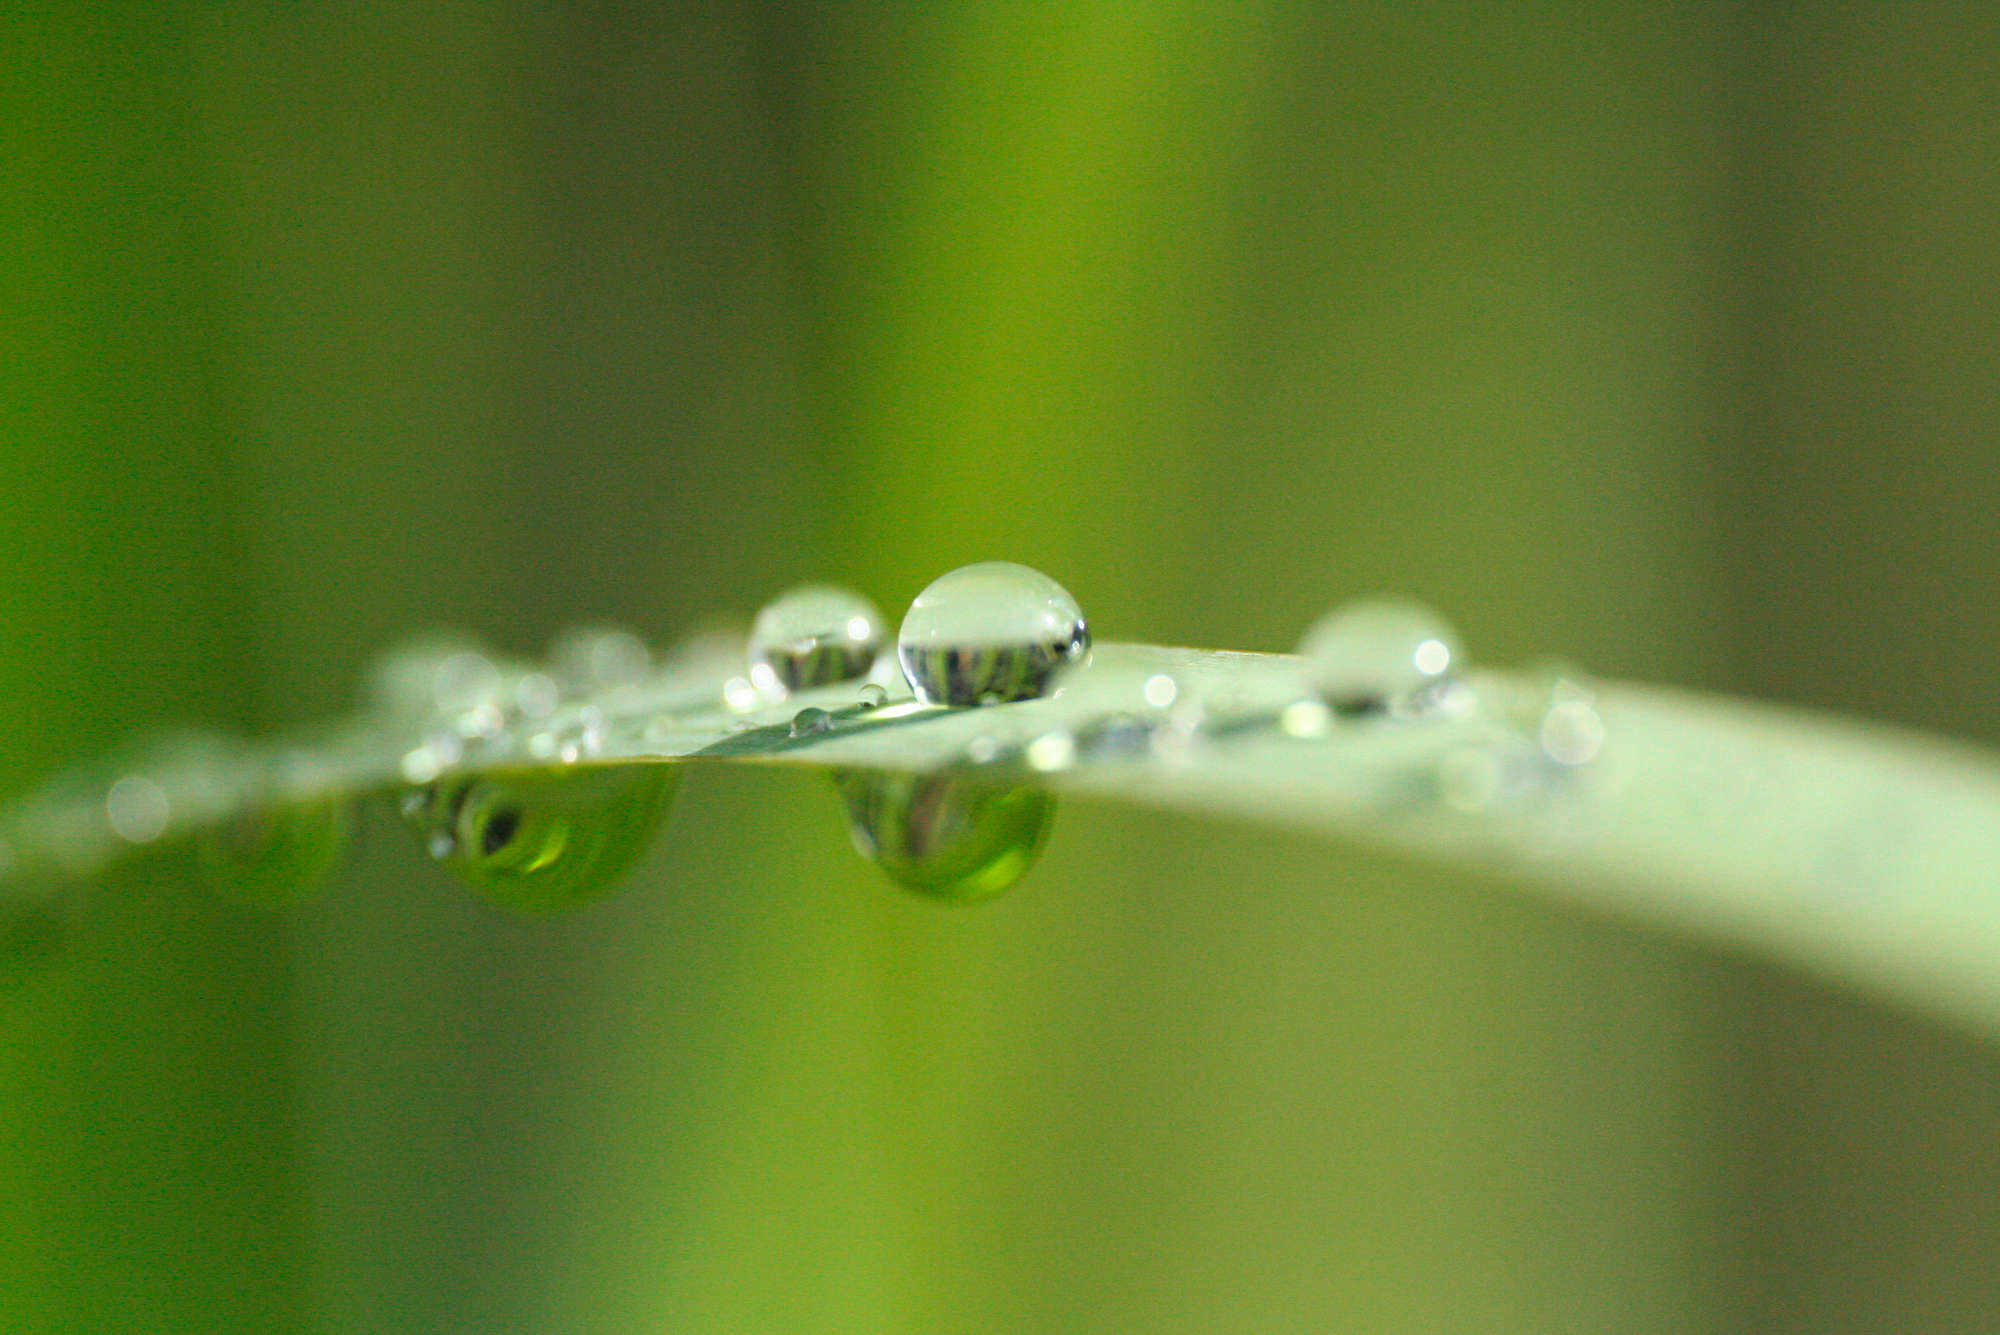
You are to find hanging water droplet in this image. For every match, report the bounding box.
[549,625,652,693]
[789,706,835,740]
[402,764,681,913]
[1298,599,1463,718]
[748,585,887,695]
[835,767,1055,902]
[897,562,1090,707]
[195,799,351,905]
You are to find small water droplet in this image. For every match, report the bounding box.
[1541,697,1606,766]
[1298,599,1463,718]
[196,800,350,905]
[402,765,681,913]
[514,672,561,720]
[897,562,1090,707]
[789,706,835,739]
[367,635,505,718]
[1279,698,1331,738]
[105,775,171,844]
[749,585,887,695]
[722,676,760,712]
[1025,731,1077,773]
[835,768,1055,902]
[549,626,652,693]
[857,682,889,709]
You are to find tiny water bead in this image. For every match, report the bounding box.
[367,634,506,718]
[835,767,1056,903]
[897,562,1090,707]
[789,706,835,740]
[402,765,682,913]
[1298,599,1463,718]
[549,625,652,693]
[749,585,887,695]
[195,799,351,906]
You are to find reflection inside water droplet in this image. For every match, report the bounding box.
[897,562,1090,707]
[749,585,887,695]
[835,767,1055,902]
[196,799,351,905]
[402,764,681,913]
[1298,598,1463,718]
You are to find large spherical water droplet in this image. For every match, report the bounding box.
[195,799,351,906]
[1298,598,1463,717]
[835,768,1055,903]
[402,765,681,913]
[897,562,1090,707]
[749,585,887,695]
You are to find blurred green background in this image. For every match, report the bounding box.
[4,4,1999,1331]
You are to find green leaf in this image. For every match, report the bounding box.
[8,636,2000,1043]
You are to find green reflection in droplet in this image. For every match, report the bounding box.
[195,799,351,906]
[404,765,681,913]
[834,767,1055,903]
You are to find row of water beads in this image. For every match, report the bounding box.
[1,562,1607,977]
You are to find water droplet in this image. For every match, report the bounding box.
[1025,731,1077,773]
[195,800,350,905]
[514,672,561,720]
[749,585,887,695]
[897,562,1090,707]
[857,682,889,709]
[1297,599,1463,718]
[789,706,835,740]
[835,768,1055,902]
[722,676,760,712]
[1278,698,1331,738]
[402,765,681,913]
[367,635,504,717]
[105,775,171,844]
[549,626,652,693]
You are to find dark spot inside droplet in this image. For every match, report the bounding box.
[481,806,521,857]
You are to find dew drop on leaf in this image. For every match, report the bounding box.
[195,799,351,906]
[366,633,505,718]
[896,562,1090,707]
[749,585,887,695]
[1298,598,1463,718]
[402,765,681,913]
[548,625,652,693]
[834,767,1055,903]
[789,706,835,740]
